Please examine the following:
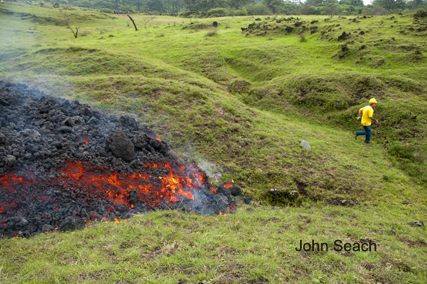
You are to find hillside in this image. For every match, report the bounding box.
[0,3,426,283]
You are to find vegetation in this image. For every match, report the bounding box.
[5,0,427,16]
[0,2,427,283]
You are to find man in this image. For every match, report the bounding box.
[355,98,379,143]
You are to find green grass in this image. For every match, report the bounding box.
[1,3,427,283]
[1,202,427,283]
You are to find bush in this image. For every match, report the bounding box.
[179,11,200,18]
[206,8,230,17]
[243,4,273,16]
[413,9,427,18]
[387,143,418,161]
[233,9,248,16]
[98,8,112,13]
[205,31,218,37]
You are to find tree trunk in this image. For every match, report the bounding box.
[127,15,138,31]
[69,27,78,38]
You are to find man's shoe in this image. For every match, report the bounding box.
[354,132,357,140]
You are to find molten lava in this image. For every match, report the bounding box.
[0,160,214,213]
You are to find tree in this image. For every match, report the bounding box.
[339,0,363,6]
[147,0,165,12]
[300,4,317,14]
[132,0,146,11]
[183,0,203,12]
[263,0,283,13]
[305,0,324,6]
[127,14,138,30]
[228,0,256,9]
[372,0,406,10]
[323,3,342,16]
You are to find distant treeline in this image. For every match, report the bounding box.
[17,0,427,16]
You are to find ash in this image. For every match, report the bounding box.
[0,81,235,238]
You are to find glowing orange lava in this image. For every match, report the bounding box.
[55,160,209,208]
[223,183,233,188]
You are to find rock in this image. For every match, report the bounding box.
[290,190,299,199]
[216,186,231,197]
[406,220,425,228]
[106,129,135,162]
[18,218,28,227]
[58,126,72,133]
[300,140,312,150]
[129,188,139,205]
[42,224,53,232]
[149,138,168,155]
[133,133,149,148]
[243,196,253,205]
[338,31,349,41]
[215,194,229,211]
[285,26,294,33]
[4,155,16,167]
[59,216,84,231]
[341,44,349,53]
[229,186,242,197]
[0,132,6,145]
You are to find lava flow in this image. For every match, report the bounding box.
[0,80,237,237]
[58,160,208,207]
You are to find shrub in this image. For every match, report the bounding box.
[206,8,230,18]
[233,9,248,16]
[413,9,427,18]
[387,143,418,161]
[243,4,273,16]
[98,8,112,13]
[205,31,218,37]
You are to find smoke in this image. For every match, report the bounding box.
[196,159,223,183]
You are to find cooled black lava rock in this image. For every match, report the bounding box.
[4,155,16,167]
[59,216,84,231]
[229,186,242,197]
[244,196,253,205]
[0,132,6,145]
[106,129,135,162]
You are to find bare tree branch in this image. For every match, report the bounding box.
[69,27,79,38]
[127,15,138,31]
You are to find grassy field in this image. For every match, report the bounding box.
[0,2,427,283]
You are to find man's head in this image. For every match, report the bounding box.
[369,98,377,108]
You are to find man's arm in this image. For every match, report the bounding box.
[357,109,362,120]
[369,116,379,123]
